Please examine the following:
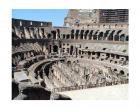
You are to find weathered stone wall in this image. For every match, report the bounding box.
[12,18,52,27]
[12,10,129,97]
[64,9,128,29]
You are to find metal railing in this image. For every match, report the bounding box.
[52,79,128,92]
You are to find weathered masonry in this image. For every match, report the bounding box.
[12,9,129,99]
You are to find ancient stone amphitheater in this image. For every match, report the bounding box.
[12,9,129,100]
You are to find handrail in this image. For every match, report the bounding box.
[52,79,128,92]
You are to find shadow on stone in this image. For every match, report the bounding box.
[12,81,72,100]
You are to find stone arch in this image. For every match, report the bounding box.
[75,30,79,39]
[125,35,129,41]
[71,29,74,33]
[114,30,122,41]
[93,30,99,40]
[98,32,104,40]
[108,30,115,41]
[120,70,125,75]
[80,34,84,39]
[51,31,56,39]
[53,45,58,53]
[114,35,119,41]
[47,33,51,39]
[63,34,66,39]
[67,60,71,66]
[117,30,122,35]
[71,33,74,39]
[79,50,81,55]
[89,30,93,40]
[103,30,110,40]
[75,34,78,39]
[113,68,118,73]
[66,34,70,39]
[88,35,92,40]
[70,45,74,55]
[120,34,125,41]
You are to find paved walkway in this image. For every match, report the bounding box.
[58,84,128,100]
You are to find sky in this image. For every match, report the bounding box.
[12,9,69,26]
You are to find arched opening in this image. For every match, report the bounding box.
[88,35,92,40]
[120,70,125,75]
[66,34,70,39]
[114,30,122,41]
[89,30,93,35]
[114,69,117,72]
[93,35,97,40]
[71,34,74,39]
[51,31,56,39]
[125,35,129,41]
[92,52,95,55]
[80,34,83,39]
[79,50,81,55]
[48,33,51,39]
[63,34,65,39]
[53,45,58,53]
[89,30,93,40]
[70,45,73,55]
[114,35,119,41]
[71,29,74,33]
[108,30,115,41]
[103,48,107,50]
[76,30,79,35]
[67,61,71,66]
[88,51,91,58]
[98,32,103,40]
[75,34,78,39]
[88,51,91,55]
[104,30,110,40]
[75,30,79,39]
[85,30,89,35]
[120,34,125,41]
[96,52,100,58]
[93,30,99,40]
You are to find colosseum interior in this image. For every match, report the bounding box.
[12,9,129,100]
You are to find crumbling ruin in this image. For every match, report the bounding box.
[12,9,129,100]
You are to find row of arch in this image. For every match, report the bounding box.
[12,26,60,40]
[12,26,128,42]
[62,29,128,41]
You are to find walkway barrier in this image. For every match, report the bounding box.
[52,79,128,92]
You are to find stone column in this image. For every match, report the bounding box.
[96,35,98,40]
[56,33,58,40]
[113,35,115,41]
[119,35,121,41]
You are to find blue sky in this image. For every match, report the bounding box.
[12,9,69,26]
